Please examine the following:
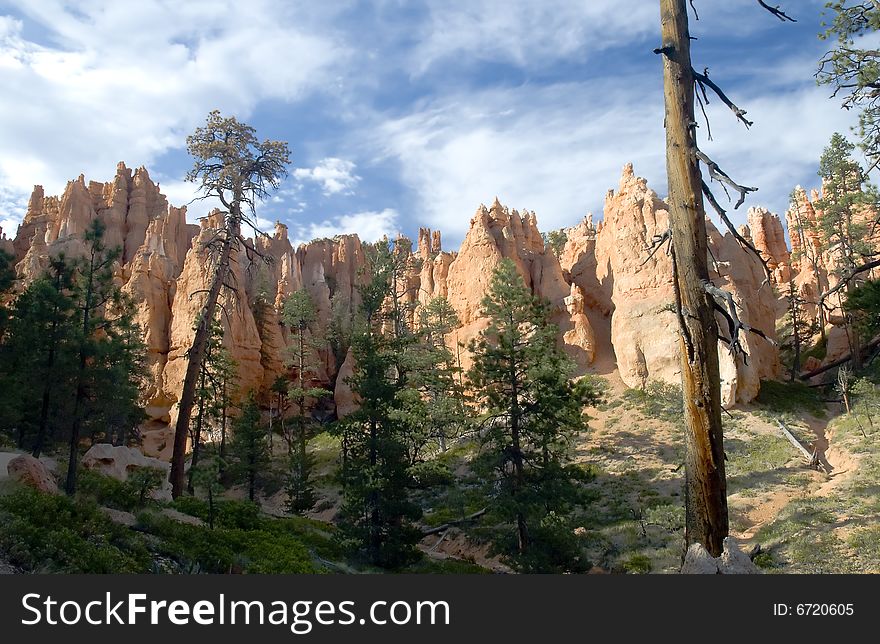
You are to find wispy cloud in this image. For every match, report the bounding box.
[0,0,346,228]
[291,208,398,246]
[293,158,361,195]
[409,0,658,75]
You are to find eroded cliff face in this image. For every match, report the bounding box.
[444,198,593,370]
[561,164,779,405]
[5,161,787,457]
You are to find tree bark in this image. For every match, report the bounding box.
[660,0,729,557]
[169,212,237,498]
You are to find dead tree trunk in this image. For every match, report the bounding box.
[660,0,729,557]
[169,210,238,498]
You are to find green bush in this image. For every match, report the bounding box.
[408,460,454,488]
[170,496,210,519]
[170,497,263,530]
[623,382,683,423]
[77,468,161,511]
[623,553,652,574]
[0,487,150,573]
[137,512,318,574]
[754,379,825,417]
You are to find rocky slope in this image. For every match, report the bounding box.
[5,162,785,457]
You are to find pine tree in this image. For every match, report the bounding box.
[170,111,290,498]
[816,133,874,367]
[781,281,817,381]
[228,392,269,503]
[281,288,330,513]
[467,259,598,572]
[788,187,829,341]
[334,240,422,568]
[1,259,76,453]
[0,248,14,340]
[187,317,230,494]
[411,296,467,455]
[65,219,139,494]
[818,3,880,164]
[91,289,148,447]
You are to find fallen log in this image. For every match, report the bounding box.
[799,334,880,380]
[421,508,487,536]
[776,419,814,463]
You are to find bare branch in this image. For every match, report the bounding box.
[695,149,757,209]
[819,258,880,306]
[641,228,673,266]
[700,179,772,287]
[756,1,796,22]
[705,281,775,365]
[693,69,754,128]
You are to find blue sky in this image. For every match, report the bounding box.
[0,0,861,249]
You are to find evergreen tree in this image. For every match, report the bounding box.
[816,133,874,367]
[170,111,290,498]
[845,278,880,342]
[781,281,817,381]
[1,258,76,453]
[65,219,145,494]
[788,188,829,341]
[281,288,330,514]
[228,392,269,503]
[541,229,568,259]
[410,296,467,455]
[187,317,231,494]
[334,240,422,568]
[467,259,598,572]
[818,3,880,164]
[0,248,14,340]
[91,290,147,447]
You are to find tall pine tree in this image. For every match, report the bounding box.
[467,259,598,572]
[334,240,422,568]
[281,288,330,513]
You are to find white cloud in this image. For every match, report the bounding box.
[372,55,857,246]
[410,0,658,75]
[372,80,666,244]
[293,158,361,195]
[0,0,346,228]
[292,208,398,245]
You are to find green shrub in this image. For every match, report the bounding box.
[623,553,653,574]
[754,379,825,417]
[215,500,262,530]
[0,487,150,573]
[408,460,454,488]
[170,496,210,519]
[77,468,161,511]
[137,512,318,574]
[623,382,683,423]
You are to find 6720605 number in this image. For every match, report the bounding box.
[796,604,853,616]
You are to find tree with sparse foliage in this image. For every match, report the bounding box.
[187,317,232,494]
[656,0,790,557]
[541,229,568,259]
[781,281,817,381]
[467,259,599,572]
[819,2,880,166]
[170,111,290,499]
